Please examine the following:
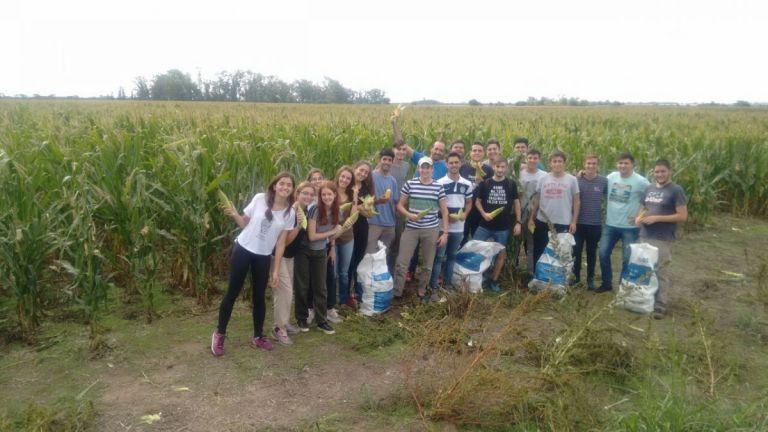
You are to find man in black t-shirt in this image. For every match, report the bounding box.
[473,157,522,292]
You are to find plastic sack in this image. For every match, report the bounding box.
[357,241,394,316]
[453,240,505,293]
[528,232,575,297]
[616,243,659,314]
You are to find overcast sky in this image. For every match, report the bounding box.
[2,0,766,103]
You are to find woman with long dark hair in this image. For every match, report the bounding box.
[212,172,296,356]
[348,161,375,303]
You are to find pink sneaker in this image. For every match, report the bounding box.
[251,336,274,351]
[211,331,225,356]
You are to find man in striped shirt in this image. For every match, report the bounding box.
[394,157,449,299]
[430,152,474,297]
[573,154,608,290]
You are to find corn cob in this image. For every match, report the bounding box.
[217,189,233,210]
[416,207,433,220]
[449,208,465,221]
[487,207,505,220]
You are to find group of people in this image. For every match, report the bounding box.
[210,112,688,357]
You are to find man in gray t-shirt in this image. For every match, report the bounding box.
[636,159,688,319]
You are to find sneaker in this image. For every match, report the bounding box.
[211,331,225,356]
[285,323,301,335]
[594,285,613,293]
[307,308,315,324]
[429,291,441,303]
[271,327,293,346]
[586,279,596,291]
[406,271,415,282]
[251,336,274,351]
[488,280,501,293]
[318,322,336,335]
[327,308,343,324]
[297,319,310,332]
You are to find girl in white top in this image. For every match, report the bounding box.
[211,172,296,356]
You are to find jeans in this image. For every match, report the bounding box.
[217,243,270,337]
[573,224,602,283]
[430,232,464,289]
[335,240,354,304]
[598,225,639,289]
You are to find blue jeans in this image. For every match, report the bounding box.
[430,232,464,289]
[335,240,354,304]
[598,225,639,289]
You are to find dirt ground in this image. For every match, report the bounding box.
[2,214,767,431]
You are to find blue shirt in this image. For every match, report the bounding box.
[606,172,650,228]
[411,150,447,180]
[367,170,400,227]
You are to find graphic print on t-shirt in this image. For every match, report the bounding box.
[542,181,569,200]
[609,182,632,204]
[644,190,665,204]
[258,217,273,241]
[487,184,509,206]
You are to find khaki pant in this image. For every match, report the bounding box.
[366,224,396,254]
[273,257,294,330]
[394,227,439,296]
[641,237,673,306]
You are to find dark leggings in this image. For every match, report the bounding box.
[349,217,369,298]
[532,220,570,272]
[217,243,270,338]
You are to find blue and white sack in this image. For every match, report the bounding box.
[616,243,659,314]
[528,232,575,297]
[357,241,394,316]
[453,240,505,293]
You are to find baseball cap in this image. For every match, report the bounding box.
[418,156,434,167]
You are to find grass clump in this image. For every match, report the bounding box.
[0,399,95,432]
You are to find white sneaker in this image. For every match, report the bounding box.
[307,308,315,324]
[285,323,301,335]
[327,308,343,324]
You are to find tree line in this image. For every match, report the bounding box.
[130,69,390,104]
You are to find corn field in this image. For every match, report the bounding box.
[1,100,766,342]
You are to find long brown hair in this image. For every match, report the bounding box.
[352,160,375,199]
[317,181,340,226]
[334,165,355,201]
[264,172,295,221]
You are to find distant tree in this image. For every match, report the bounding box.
[150,69,201,101]
[292,79,324,103]
[734,100,751,107]
[117,87,126,99]
[134,77,151,99]
[468,99,482,106]
[323,77,353,103]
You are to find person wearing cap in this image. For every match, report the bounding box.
[394,156,449,300]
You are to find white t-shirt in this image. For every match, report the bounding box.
[519,169,548,217]
[435,175,474,233]
[236,193,296,255]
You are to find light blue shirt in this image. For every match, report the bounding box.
[411,150,447,180]
[367,170,400,227]
[605,171,650,228]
